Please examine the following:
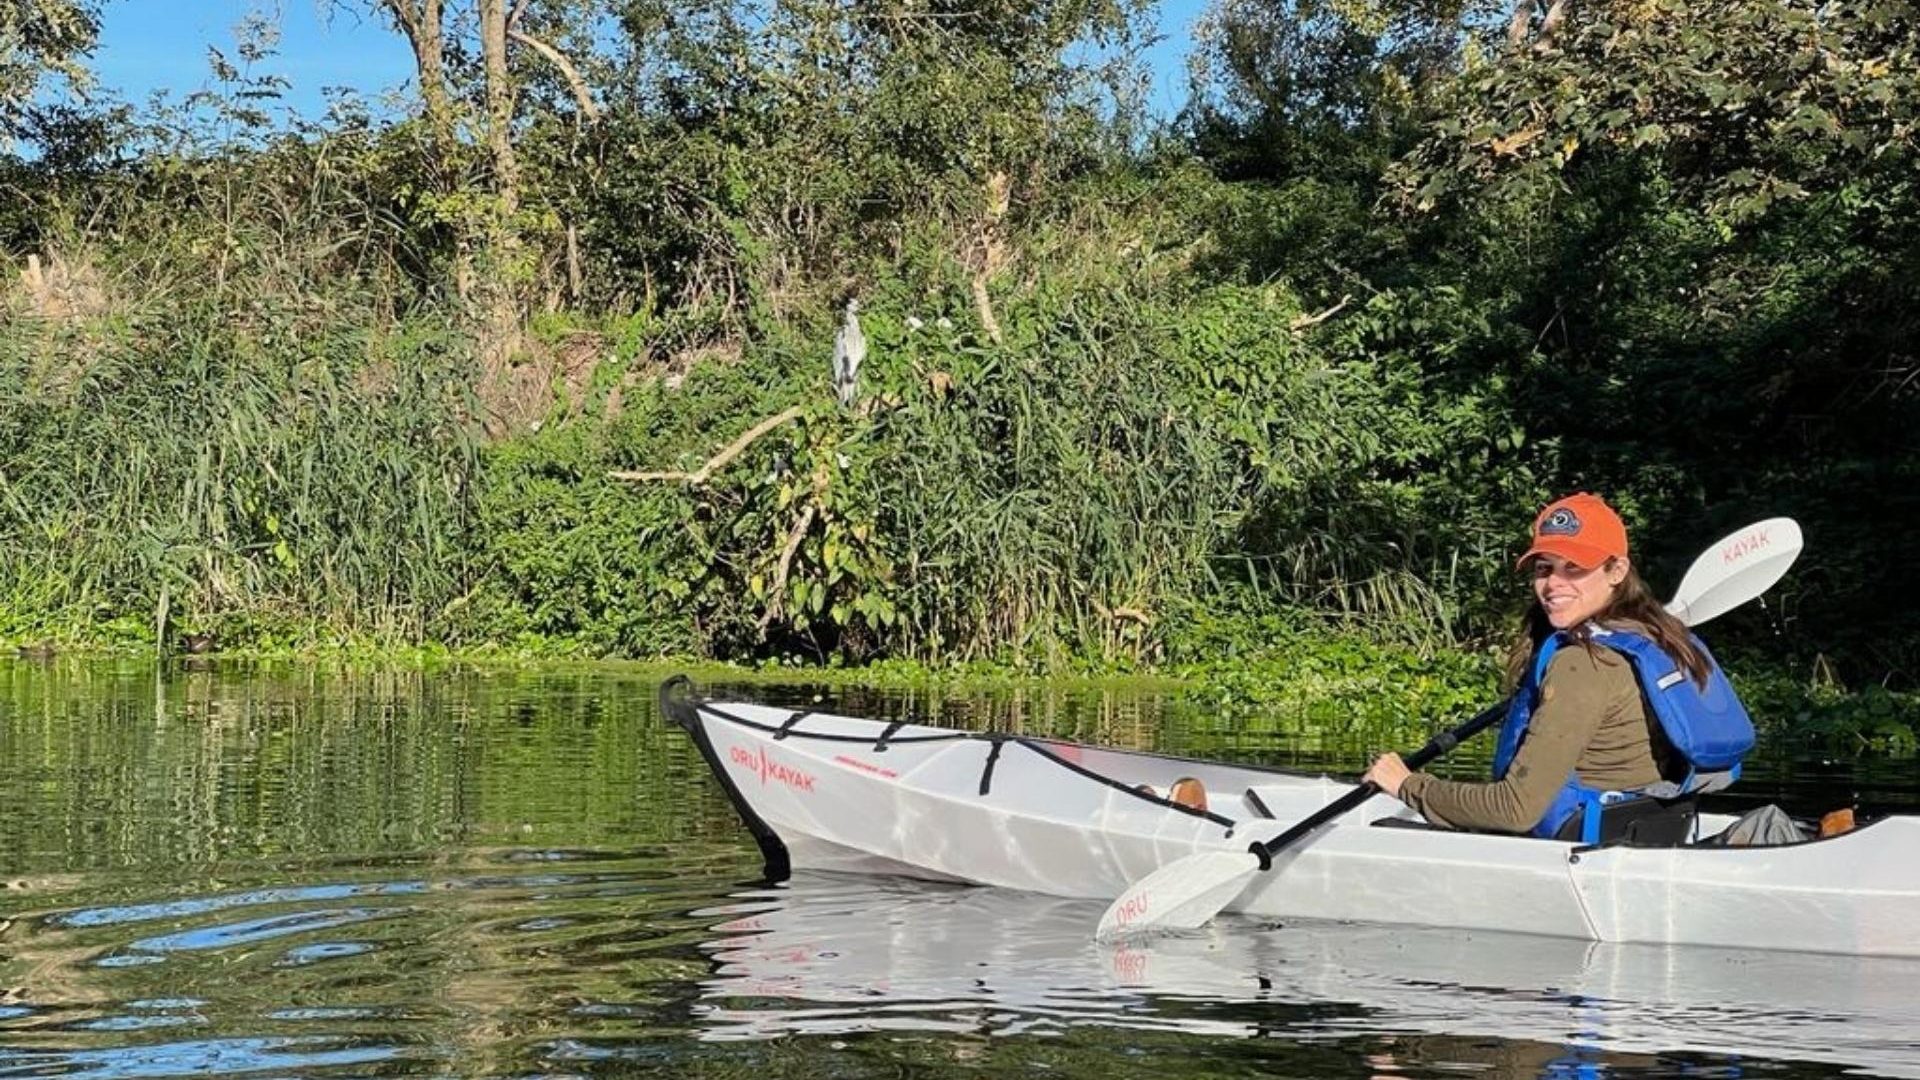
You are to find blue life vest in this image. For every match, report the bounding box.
[1492,625,1754,843]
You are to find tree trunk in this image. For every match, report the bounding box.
[367,0,468,297]
[1506,0,1573,51]
[1536,0,1573,50]
[385,0,453,154]
[480,0,520,219]
[477,0,523,365]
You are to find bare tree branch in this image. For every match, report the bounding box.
[758,504,818,634]
[384,0,420,37]
[1289,295,1353,332]
[969,171,1011,345]
[509,27,600,122]
[970,277,1002,345]
[1536,0,1573,50]
[608,406,806,485]
[1506,0,1536,48]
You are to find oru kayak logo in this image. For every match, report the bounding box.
[1108,893,1149,927]
[729,744,817,793]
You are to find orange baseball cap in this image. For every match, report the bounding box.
[1518,492,1629,569]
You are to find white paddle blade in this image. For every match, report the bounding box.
[1667,517,1802,627]
[1095,850,1260,941]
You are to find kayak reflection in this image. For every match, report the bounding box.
[695,874,1920,1077]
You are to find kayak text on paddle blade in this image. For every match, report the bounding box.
[1096,851,1260,941]
[1666,517,1801,627]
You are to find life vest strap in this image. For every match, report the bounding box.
[1580,791,1606,846]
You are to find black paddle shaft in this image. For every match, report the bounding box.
[1246,699,1511,870]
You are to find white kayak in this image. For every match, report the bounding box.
[663,678,1920,958]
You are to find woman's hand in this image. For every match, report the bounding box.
[1365,752,1411,798]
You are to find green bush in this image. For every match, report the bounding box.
[1737,669,1920,759]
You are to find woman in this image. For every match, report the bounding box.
[1364,493,1753,840]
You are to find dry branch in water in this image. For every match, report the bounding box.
[608,406,805,485]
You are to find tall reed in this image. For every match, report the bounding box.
[1,134,475,647]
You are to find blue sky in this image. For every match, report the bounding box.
[82,0,1208,121]
[91,2,413,114]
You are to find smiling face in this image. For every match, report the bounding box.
[1529,552,1629,629]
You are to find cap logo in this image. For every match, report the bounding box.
[1540,508,1582,536]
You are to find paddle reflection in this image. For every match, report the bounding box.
[695,874,1920,1077]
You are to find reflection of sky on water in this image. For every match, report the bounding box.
[93,954,165,969]
[275,941,374,966]
[131,909,391,953]
[53,884,427,929]
[0,1037,397,1078]
[73,1014,197,1032]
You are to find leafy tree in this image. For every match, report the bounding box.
[1,0,100,145]
[332,1,612,336]
[1185,0,1491,181]
[1179,0,1495,292]
[1388,0,1920,676]
[550,0,1149,327]
[1393,0,1916,220]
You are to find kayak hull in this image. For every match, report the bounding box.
[666,683,1920,958]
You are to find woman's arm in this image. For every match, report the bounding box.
[1392,648,1623,832]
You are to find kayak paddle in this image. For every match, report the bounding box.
[1094,516,1803,941]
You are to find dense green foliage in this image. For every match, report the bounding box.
[2,0,1916,741]
[1387,0,1920,676]
[458,261,1548,664]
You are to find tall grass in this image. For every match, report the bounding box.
[864,281,1241,664]
[0,303,476,645]
[0,135,477,648]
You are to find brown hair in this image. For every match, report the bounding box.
[1503,559,1712,690]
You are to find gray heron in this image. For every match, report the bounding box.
[832,298,866,407]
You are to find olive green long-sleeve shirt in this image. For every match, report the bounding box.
[1397,644,1669,833]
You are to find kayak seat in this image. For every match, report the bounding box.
[1556,793,1699,847]
[1357,798,1698,844]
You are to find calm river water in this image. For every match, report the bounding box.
[2,659,1917,1079]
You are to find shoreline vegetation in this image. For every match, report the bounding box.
[4,636,1912,760]
[4,3,1915,753]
